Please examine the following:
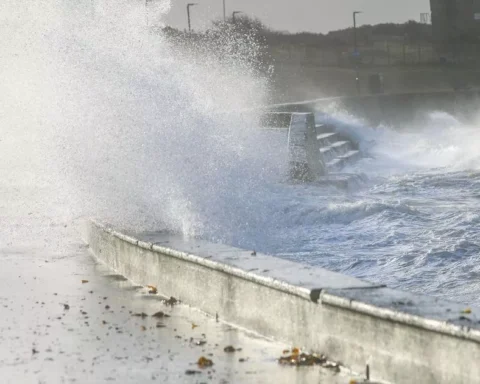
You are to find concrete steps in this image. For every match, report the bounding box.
[325,150,360,171]
[259,112,361,180]
[315,124,359,173]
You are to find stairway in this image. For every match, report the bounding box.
[260,111,361,181]
[315,124,361,173]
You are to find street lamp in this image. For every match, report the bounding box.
[187,3,198,33]
[353,11,362,95]
[145,0,152,27]
[223,0,226,22]
[353,11,362,55]
[232,11,242,23]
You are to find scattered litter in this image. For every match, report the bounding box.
[251,250,256,256]
[132,312,148,318]
[152,311,170,318]
[461,308,472,314]
[192,323,199,330]
[147,285,157,294]
[156,323,166,328]
[140,326,146,331]
[197,356,214,368]
[185,370,202,375]
[163,296,179,306]
[224,346,241,353]
[81,280,89,284]
[278,348,338,369]
[323,361,340,370]
[63,304,70,310]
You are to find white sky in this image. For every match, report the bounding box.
[162,0,431,33]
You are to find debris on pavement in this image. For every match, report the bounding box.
[278,348,340,371]
[132,312,148,318]
[163,296,179,306]
[197,356,214,368]
[152,311,170,318]
[147,285,157,294]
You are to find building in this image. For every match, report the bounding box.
[430,0,480,44]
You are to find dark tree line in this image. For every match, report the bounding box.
[160,16,433,48]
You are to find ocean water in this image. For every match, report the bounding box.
[2,1,480,307]
[238,111,480,305]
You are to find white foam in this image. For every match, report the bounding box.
[0,0,282,248]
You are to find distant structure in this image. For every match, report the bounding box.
[420,12,431,24]
[430,0,480,44]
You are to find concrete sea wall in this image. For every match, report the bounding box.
[267,89,480,127]
[82,219,480,384]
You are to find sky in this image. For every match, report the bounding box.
[162,0,431,33]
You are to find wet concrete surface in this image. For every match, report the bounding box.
[0,225,364,384]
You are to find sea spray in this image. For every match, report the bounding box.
[0,0,285,247]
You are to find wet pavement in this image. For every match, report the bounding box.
[0,223,365,384]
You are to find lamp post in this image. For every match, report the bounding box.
[145,0,151,27]
[353,11,362,95]
[353,11,362,55]
[187,3,198,32]
[232,11,242,23]
[223,0,226,22]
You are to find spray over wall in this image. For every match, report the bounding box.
[0,0,287,248]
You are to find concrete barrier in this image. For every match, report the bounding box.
[267,89,480,127]
[83,219,480,384]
